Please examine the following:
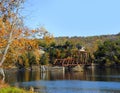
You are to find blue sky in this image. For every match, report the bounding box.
[22,0,120,37]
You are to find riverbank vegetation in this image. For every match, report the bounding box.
[0,81,32,93]
[0,0,51,92]
[0,0,53,69]
[94,39,120,67]
[39,33,120,67]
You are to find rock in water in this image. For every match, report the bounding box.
[72,65,83,72]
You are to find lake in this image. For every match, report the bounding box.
[2,67,120,93]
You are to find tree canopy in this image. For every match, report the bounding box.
[94,39,120,67]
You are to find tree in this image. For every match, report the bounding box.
[0,0,53,67]
[0,0,24,66]
[7,29,49,67]
[40,53,49,65]
[94,39,120,67]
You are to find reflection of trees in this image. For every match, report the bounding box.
[34,70,40,80]
[0,68,6,88]
[17,70,41,82]
[65,71,86,80]
[2,68,120,87]
[49,70,94,80]
[25,70,30,82]
[17,70,25,82]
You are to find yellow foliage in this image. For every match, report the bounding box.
[44,35,54,45]
[0,16,52,67]
[33,49,41,64]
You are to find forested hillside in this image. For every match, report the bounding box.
[54,33,120,59]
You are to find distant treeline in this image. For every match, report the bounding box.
[48,33,120,67]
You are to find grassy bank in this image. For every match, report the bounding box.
[0,87,34,93]
[0,82,34,93]
[0,87,27,93]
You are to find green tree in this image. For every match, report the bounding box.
[94,39,120,67]
[40,53,49,65]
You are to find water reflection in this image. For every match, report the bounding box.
[16,70,41,82]
[1,68,120,84]
[1,68,120,93]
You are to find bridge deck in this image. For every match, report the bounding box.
[53,58,91,67]
[53,50,92,67]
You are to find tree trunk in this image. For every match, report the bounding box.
[0,68,5,77]
[0,30,13,66]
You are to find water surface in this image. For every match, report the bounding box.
[2,68,120,93]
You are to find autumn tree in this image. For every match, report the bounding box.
[0,0,24,66]
[3,26,51,68]
[0,0,52,67]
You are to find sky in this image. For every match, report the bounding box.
[22,0,120,37]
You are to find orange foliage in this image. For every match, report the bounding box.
[0,80,8,88]
[0,12,52,66]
